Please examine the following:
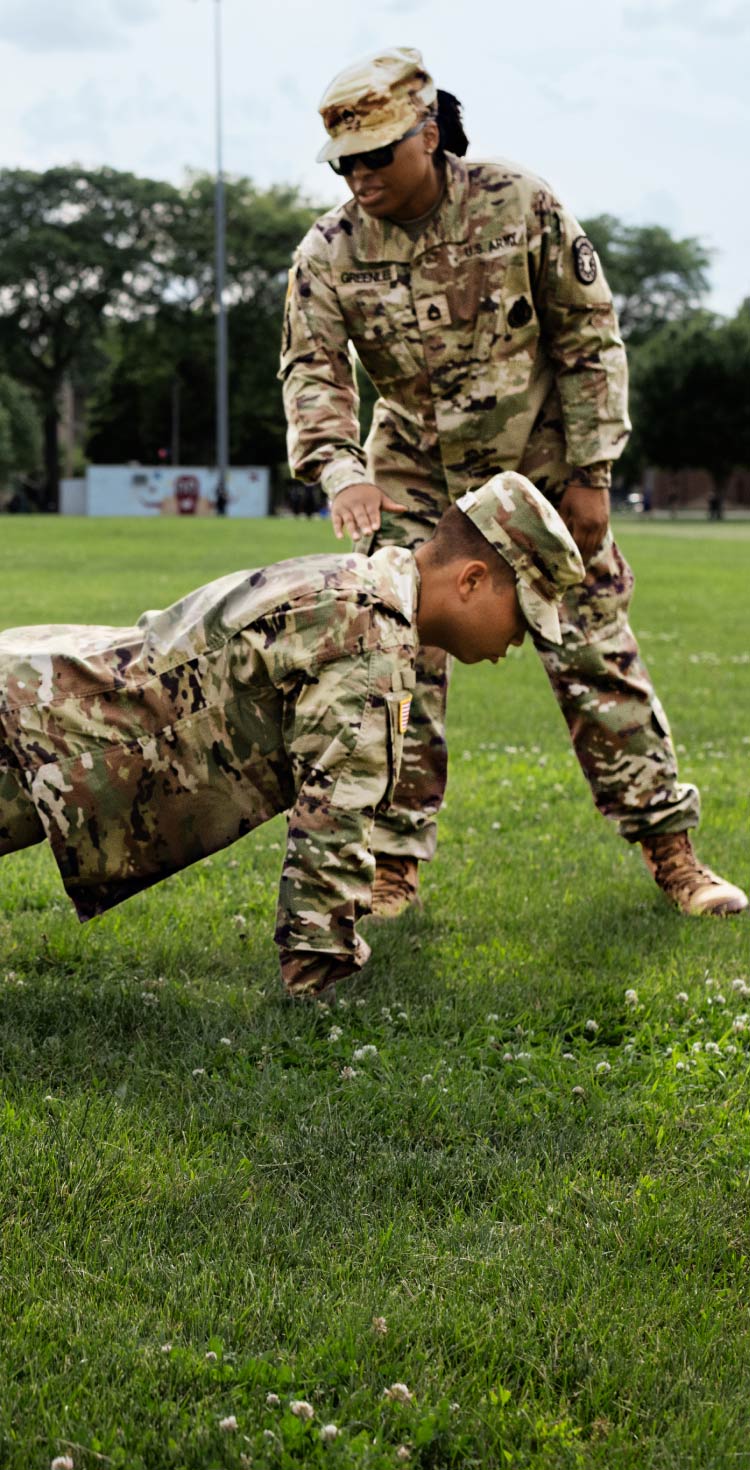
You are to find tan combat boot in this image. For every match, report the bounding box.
[641,831,748,916]
[370,855,421,919]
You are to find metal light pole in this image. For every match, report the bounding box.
[213,0,229,514]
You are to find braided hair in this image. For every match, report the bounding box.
[435,89,469,159]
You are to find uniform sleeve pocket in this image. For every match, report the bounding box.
[380,691,410,808]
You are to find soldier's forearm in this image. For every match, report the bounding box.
[275,797,376,990]
[279,935,371,999]
[568,461,613,491]
[321,456,370,501]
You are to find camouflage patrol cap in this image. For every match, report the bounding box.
[316,47,437,164]
[456,472,585,645]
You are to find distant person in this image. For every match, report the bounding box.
[281,45,747,919]
[215,478,229,517]
[0,476,587,997]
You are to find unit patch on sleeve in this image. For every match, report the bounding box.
[572,236,598,285]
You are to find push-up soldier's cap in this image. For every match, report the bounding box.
[316,47,437,164]
[456,472,585,645]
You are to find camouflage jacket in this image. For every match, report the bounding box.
[281,152,630,499]
[0,547,419,995]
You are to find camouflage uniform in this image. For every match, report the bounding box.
[281,149,700,859]
[0,549,419,996]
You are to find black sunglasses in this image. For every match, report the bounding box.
[329,121,427,177]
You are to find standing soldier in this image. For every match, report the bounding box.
[280,46,747,920]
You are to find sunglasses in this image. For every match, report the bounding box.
[329,121,427,177]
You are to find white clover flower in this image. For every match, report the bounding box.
[562,1052,575,1061]
[219,1415,237,1432]
[625,989,638,1006]
[384,1383,413,1404]
[231,914,246,928]
[205,1350,218,1362]
[487,1013,500,1022]
[705,1042,721,1055]
[517,1051,532,1060]
[266,1392,281,1407]
[596,1061,611,1074]
[450,1401,461,1413]
[337,998,349,1009]
[715,994,726,1005]
[733,1015,748,1032]
[161,1342,172,1354]
[396,1449,411,1463]
[676,992,689,1004]
[676,1062,686,1071]
[584,1019,599,1035]
[263,1429,276,1441]
[192,1067,205,1077]
[396,1011,408,1021]
[51,1458,74,1470]
[290,1400,314,1421]
[354,998,367,1008]
[219,1037,232,1047]
[328,1026,344,1043]
[320,1423,339,1442]
[664,1047,672,1057]
[726,1045,738,1056]
[691,1042,702,1053]
[502,1053,514,1062]
[420,1074,433,1084]
[381,1007,392,1019]
[352,1045,378,1062]
[572,1085,586,1098]
[732,978,747,991]
[372,1315,388,1335]
[624,1043,635,1053]
[340,1066,358,1080]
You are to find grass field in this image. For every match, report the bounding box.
[1,515,749,1470]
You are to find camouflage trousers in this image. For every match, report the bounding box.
[0,741,44,857]
[359,409,701,860]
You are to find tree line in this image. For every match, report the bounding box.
[0,166,748,509]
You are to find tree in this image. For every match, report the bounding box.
[86,174,321,471]
[0,374,41,490]
[0,166,181,507]
[582,215,711,346]
[628,310,750,492]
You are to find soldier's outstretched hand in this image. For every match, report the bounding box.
[558,483,611,564]
[332,482,405,542]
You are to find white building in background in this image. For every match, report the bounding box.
[60,465,270,517]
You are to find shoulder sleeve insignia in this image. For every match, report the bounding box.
[572,236,598,285]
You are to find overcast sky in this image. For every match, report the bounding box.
[0,0,748,315]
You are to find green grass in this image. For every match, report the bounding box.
[1,515,749,1470]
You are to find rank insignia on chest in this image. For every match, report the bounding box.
[398,696,412,734]
[415,293,451,333]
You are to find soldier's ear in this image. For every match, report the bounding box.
[456,559,490,599]
[423,118,440,155]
